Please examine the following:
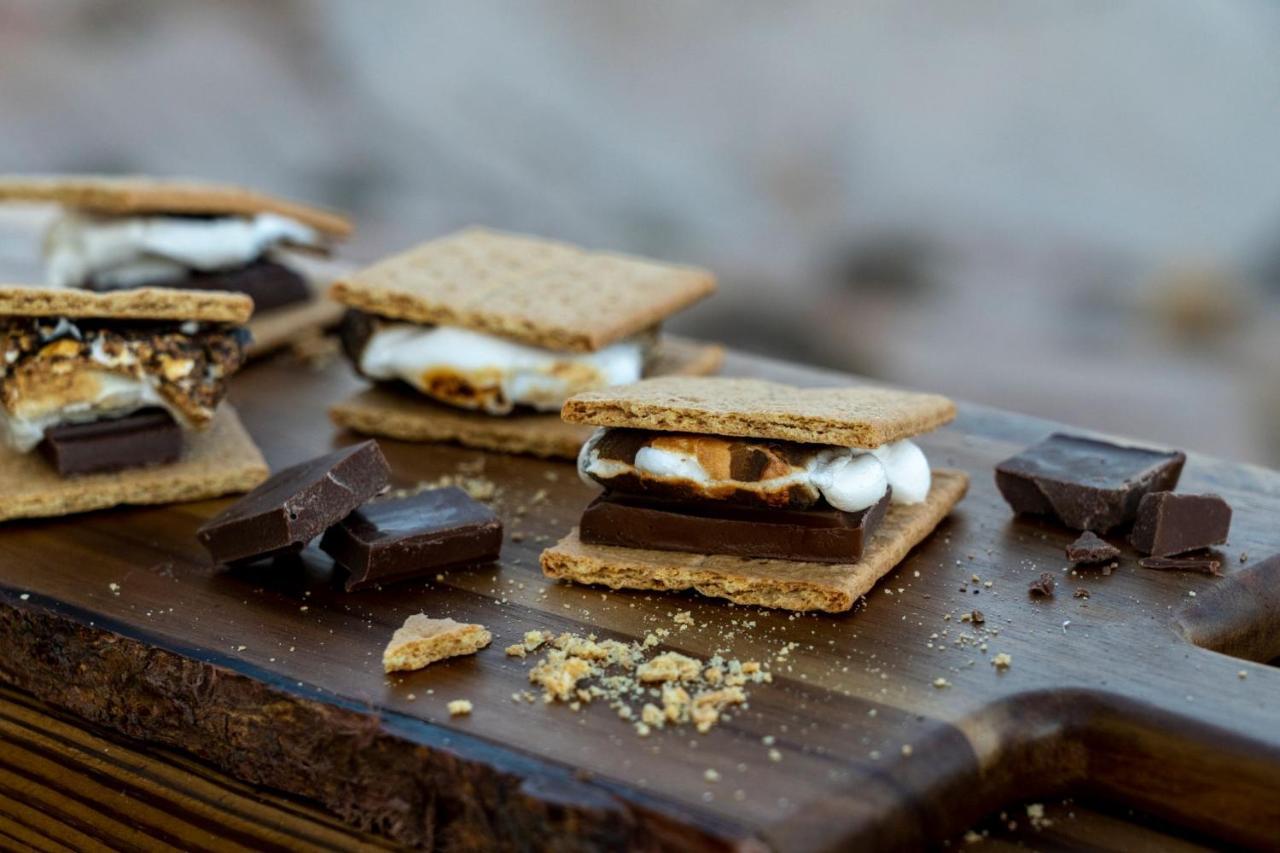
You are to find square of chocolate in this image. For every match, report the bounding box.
[995,433,1185,533]
[38,408,182,476]
[320,486,502,591]
[1130,491,1231,557]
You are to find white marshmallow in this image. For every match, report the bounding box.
[359,324,645,414]
[634,445,710,483]
[807,450,891,512]
[45,212,322,288]
[869,439,932,504]
[0,371,181,452]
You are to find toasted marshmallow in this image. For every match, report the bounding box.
[0,369,179,452]
[579,430,932,512]
[45,212,323,289]
[358,324,646,415]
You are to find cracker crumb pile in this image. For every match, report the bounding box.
[520,630,770,734]
[383,614,491,673]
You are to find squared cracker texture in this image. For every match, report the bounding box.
[383,615,492,673]
[0,405,268,522]
[0,285,252,325]
[562,376,956,447]
[329,227,716,352]
[329,337,724,459]
[540,469,969,612]
[0,174,352,237]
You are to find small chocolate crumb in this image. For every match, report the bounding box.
[1138,554,1222,576]
[1065,531,1121,565]
[1028,572,1056,598]
[1073,587,1090,599]
[970,610,985,625]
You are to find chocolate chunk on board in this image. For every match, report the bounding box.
[995,433,1185,533]
[578,491,891,564]
[1065,531,1121,565]
[1130,491,1232,557]
[88,260,312,313]
[1139,555,1223,576]
[320,487,502,591]
[197,440,390,565]
[38,409,182,476]
[1028,572,1056,597]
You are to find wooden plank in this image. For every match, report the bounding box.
[0,349,1277,850]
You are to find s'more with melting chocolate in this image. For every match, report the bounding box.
[540,376,969,612]
[0,175,353,356]
[0,285,267,520]
[328,227,722,459]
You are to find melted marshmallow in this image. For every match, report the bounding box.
[0,371,180,452]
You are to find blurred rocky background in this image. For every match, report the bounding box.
[1,0,1278,464]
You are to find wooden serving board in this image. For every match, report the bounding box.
[1,350,1278,851]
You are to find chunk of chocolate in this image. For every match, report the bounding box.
[995,433,1185,533]
[1028,572,1056,597]
[1065,531,1121,565]
[578,491,891,563]
[88,260,312,313]
[1129,491,1231,557]
[320,487,503,591]
[197,440,390,565]
[38,409,182,476]
[1139,555,1222,576]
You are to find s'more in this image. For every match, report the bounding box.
[0,285,267,520]
[328,227,722,458]
[540,376,969,612]
[0,175,354,356]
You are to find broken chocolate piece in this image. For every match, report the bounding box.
[38,409,181,476]
[88,260,312,313]
[1074,588,1091,599]
[578,491,891,563]
[1065,531,1121,565]
[1028,572,1056,597]
[1130,491,1231,557]
[197,440,390,565]
[1139,555,1222,576]
[995,433,1185,533]
[320,487,502,591]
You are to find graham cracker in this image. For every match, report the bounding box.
[328,227,716,352]
[329,337,724,459]
[0,175,352,237]
[562,376,956,448]
[0,405,268,522]
[245,294,344,358]
[0,285,252,325]
[382,614,492,673]
[540,469,969,613]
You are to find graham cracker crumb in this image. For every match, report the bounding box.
[382,614,491,673]
[447,699,473,716]
[992,652,1013,670]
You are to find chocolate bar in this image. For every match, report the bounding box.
[579,491,891,563]
[320,487,503,591]
[1130,491,1231,557]
[197,440,390,565]
[995,433,1185,533]
[38,409,182,476]
[88,260,311,313]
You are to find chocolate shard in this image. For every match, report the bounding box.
[995,433,1185,533]
[88,260,312,313]
[1139,555,1223,576]
[1028,572,1056,597]
[197,440,390,565]
[578,491,891,564]
[320,487,503,591]
[1130,491,1232,557]
[1065,531,1121,565]
[38,409,182,476]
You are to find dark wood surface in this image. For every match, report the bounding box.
[1,348,1279,851]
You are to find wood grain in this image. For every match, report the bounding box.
[0,348,1278,850]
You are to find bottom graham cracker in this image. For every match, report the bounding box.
[540,469,969,612]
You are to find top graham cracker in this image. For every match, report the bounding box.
[328,227,716,352]
[0,285,253,325]
[0,175,352,238]
[561,376,957,448]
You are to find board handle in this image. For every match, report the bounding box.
[1174,553,1280,662]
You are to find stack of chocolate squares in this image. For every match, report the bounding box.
[0,285,267,520]
[541,377,970,612]
[0,174,353,356]
[198,441,502,591]
[328,227,722,459]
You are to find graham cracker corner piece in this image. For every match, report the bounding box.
[0,405,268,522]
[383,614,492,673]
[539,469,969,613]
